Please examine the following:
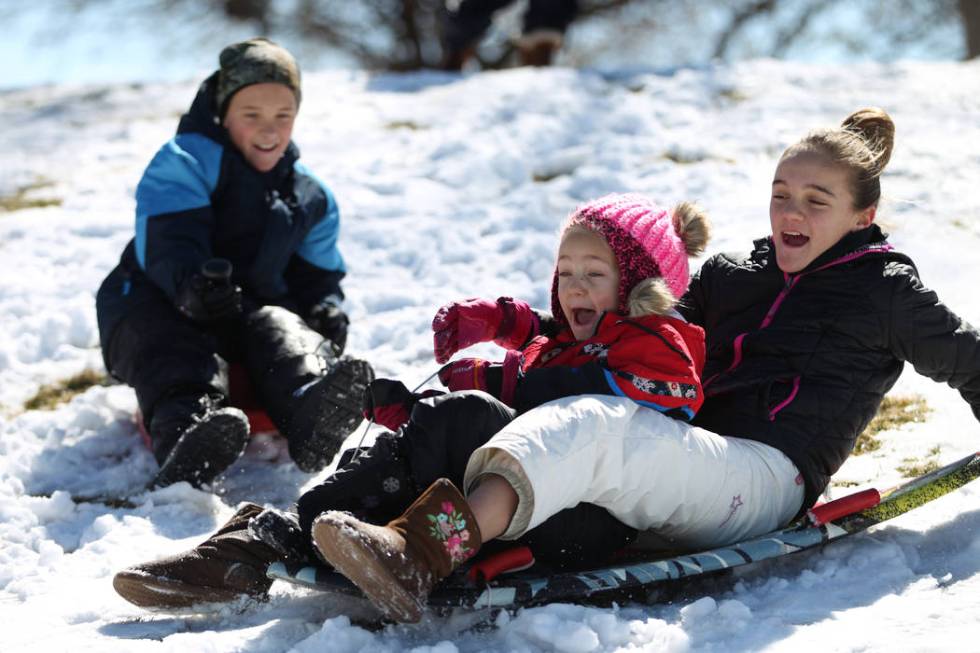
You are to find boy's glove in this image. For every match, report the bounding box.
[306,298,349,354]
[361,378,443,431]
[432,296,540,364]
[174,258,243,323]
[437,350,522,405]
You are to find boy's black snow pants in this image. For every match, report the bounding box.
[297,390,638,570]
[97,263,331,456]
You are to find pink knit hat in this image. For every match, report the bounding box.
[550,193,690,326]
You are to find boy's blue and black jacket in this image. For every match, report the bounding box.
[97,73,345,357]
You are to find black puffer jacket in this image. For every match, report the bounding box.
[679,225,980,511]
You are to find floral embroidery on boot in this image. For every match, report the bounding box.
[428,501,474,563]
[311,478,483,623]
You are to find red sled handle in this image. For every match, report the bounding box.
[808,488,881,526]
[467,546,535,584]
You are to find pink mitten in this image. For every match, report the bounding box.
[437,357,493,393]
[432,297,539,364]
[437,351,523,406]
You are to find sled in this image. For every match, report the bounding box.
[268,450,980,615]
[135,363,278,446]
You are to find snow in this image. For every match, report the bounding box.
[2,59,980,651]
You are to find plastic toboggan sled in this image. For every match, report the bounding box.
[268,451,980,614]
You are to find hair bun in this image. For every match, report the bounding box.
[842,107,895,173]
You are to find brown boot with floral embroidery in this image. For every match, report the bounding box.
[311,478,481,623]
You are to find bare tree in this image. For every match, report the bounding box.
[708,0,974,61]
[18,0,979,73]
[249,0,979,65]
[222,0,272,31]
[960,0,980,58]
[284,0,639,71]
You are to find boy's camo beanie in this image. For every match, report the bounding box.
[216,38,301,116]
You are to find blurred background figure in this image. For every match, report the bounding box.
[440,0,579,70]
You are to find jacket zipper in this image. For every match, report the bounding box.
[768,375,801,420]
[703,243,893,392]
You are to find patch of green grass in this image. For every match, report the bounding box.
[0,180,62,212]
[24,369,112,411]
[662,149,736,166]
[663,149,705,165]
[852,430,882,455]
[533,171,564,183]
[717,87,750,103]
[897,457,941,478]
[385,120,425,130]
[853,394,931,455]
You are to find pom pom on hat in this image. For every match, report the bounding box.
[216,38,301,117]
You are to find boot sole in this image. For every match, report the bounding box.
[153,409,249,488]
[290,358,375,473]
[112,568,253,609]
[312,514,424,623]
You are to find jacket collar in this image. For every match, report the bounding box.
[176,72,226,142]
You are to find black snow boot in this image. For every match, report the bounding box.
[284,355,375,473]
[247,507,320,566]
[149,392,249,488]
[241,306,374,473]
[296,431,420,540]
[113,503,278,609]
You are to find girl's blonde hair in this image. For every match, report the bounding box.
[782,107,896,210]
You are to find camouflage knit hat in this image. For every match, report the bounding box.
[216,38,301,116]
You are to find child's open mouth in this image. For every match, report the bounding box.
[781,231,810,247]
[254,143,279,152]
[572,308,596,326]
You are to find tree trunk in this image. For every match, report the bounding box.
[960,0,980,59]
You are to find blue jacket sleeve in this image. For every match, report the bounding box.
[134,133,223,299]
[288,162,347,312]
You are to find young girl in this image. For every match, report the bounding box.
[311,107,980,623]
[430,193,709,419]
[111,193,711,610]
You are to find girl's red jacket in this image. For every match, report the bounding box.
[512,312,706,420]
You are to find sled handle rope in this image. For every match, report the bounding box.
[348,368,443,462]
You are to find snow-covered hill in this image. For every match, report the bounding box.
[1,60,979,652]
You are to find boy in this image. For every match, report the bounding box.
[96,38,373,488]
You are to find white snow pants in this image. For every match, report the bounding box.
[463,395,805,549]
